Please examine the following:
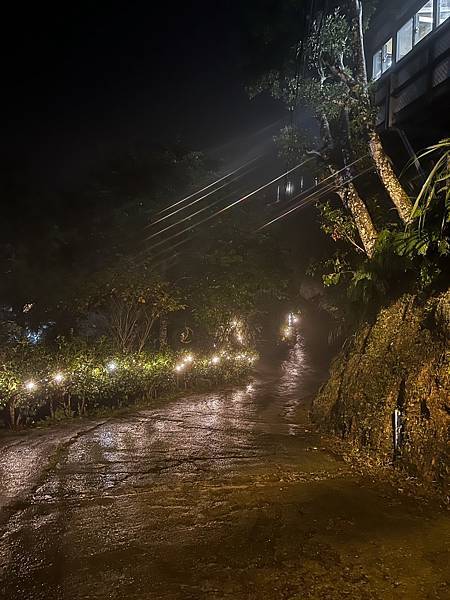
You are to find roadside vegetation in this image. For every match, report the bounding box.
[0,146,290,430]
[2,1,448,435]
[0,341,256,428]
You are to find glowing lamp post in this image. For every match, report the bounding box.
[53,372,65,384]
[283,326,293,341]
[106,361,117,373]
[283,312,300,341]
[174,362,185,388]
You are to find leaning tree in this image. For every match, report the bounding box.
[247,0,413,257]
[345,0,413,223]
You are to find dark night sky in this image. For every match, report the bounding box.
[0,0,329,306]
[1,1,286,189]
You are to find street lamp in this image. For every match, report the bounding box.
[25,380,37,392]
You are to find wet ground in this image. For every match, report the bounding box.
[0,338,449,599]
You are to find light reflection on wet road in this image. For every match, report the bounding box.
[0,338,449,599]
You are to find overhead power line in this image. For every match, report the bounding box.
[258,163,375,230]
[154,156,261,217]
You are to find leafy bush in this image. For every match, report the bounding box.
[0,340,257,428]
[314,140,450,320]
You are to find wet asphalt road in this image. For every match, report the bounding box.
[0,338,449,599]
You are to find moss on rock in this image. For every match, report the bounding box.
[313,290,450,490]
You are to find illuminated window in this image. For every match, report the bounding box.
[372,38,393,80]
[438,0,450,24]
[397,19,413,60]
[372,50,382,80]
[414,1,434,44]
[383,39,393,72]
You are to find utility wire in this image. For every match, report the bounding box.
[283,153,370,209]
[145,183,242,241]
[154,156,261,216]
[146,167,256,230]
[141,158,315,255]
[136,180,250,262]
[258,164,375,230]
[267,152,368,214]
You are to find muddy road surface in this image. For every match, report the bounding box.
[0,338,449,599]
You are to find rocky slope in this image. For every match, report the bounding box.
[313,290,450,491]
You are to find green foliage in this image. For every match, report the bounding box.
[310,253,351,289]
[248,4,376,138]
[308,9,351,63]
[0,145,212,323]
[314,224,447,316]
[0,339,257,428]
[410,138,450,230]
[318,202,365,253]
[275,125,319,163]
[190,228,290,342]
[312,138,449,319]
[80,259,185,353]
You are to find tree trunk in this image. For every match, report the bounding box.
[159,315,168,349]
[317,110,378,257]
[338,179,378,257]
[78,396,86,416]
[349,0,368,84]
[64,393,72,417]
[348,0,413,224]
[369,132,413,223]
[9,401,16,429]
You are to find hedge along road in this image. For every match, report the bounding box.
[0,337,448,600]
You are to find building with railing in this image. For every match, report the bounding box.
[365,0,450,144]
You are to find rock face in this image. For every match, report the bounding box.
[312,290,450,489]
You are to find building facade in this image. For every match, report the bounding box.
[365,0,450,144]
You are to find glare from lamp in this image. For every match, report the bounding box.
[53,372,64,384]
[107,361,117,372]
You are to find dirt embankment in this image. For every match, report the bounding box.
[312,290,450,492]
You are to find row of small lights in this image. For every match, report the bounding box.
[24,359,119,393]
[23,351,257,393]
[174,353,194,373]
[174,350,256,374]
